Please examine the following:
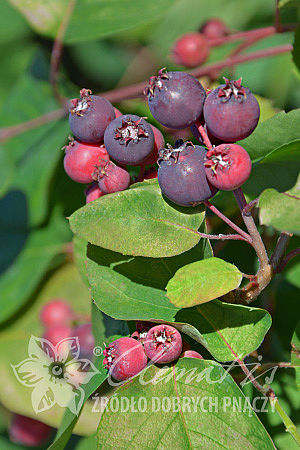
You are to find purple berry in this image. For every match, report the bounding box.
[203,78,260,142]
[104,114,154,165]
[9,414,52,446]
[40,299,73,327]
[103,337,148,381]
[144,324,182,364]
[97,161,130,194]
[85,182,104,203]
[73,323,95,360]
[69,88,115,144]
[157,141,218,206]
[145,69,206,129]
[63,139,109,184]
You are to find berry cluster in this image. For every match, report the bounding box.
[40,299,95,360]
[103,322,202,381]
[64,89,164,201]
[143,69,259,206]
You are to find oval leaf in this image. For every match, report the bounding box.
[70,182,205,258]
[167,257,243,308]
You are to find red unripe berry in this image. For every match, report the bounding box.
[204,144,252,191]
[201,18,229,40]
[143,125,165,165]
[180,350,203,359]
[114,107,123,118]
[172,32,210,68]
[85,182,105,203]
[73,323,95,360]
[40,299,73,328]
[64,139,109,184]
[97,161,130,194]
[43,325,72,346]
[9,414,52,446]
[144,324,182,364]
[103,337,147,381]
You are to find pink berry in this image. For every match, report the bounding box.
[204,144,252,191]
[143,125,165,165]
[43,325,72,346]
[97,161,130,194]
[103,337,147,381]
[172,32,210,68]
[144,325,182,364]
[85,182,104,203]
[40,299,73,328]
[201,18,229,40]
[114,107,123,118]
[9,414,52,446]
[73,323,95,359]
[63,139,109,184]
[180,350,203,359]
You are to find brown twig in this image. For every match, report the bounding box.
[270,232,293,269]
[50,0,76,106]
[0,43,293,144]
[275,247,300,273]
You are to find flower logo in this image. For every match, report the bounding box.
[11,335,99,415]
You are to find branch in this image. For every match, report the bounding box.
[196,232,250,242]
[0,43,293,143]
[275,247,300,273]
[50,0,76,106]
[270,232,293,269]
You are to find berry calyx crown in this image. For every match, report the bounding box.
[157,140,194,166]
[218,78,247,103]
[150,326,176,351]
[114,117,149,145]
[144,68,169,97]
[70,88,92,116]
[204,145,232,174]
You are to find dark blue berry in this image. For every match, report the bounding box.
[157,142,218,206]
[69,89,115,144]
[104,114,154,165]
[145,69,206,129]
[203,78,260,142]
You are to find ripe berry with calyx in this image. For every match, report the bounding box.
[203,78,260,142]
[200,18,229,40]
[69,88,115,143]
[104,114,154,165]
[145,69,206,129]
[103,337,147,381]
[97,161,130,194]
[172,32,210,68]
[157,141,218,206]
[40,299,73,328]
[85,182,104,203]
[144,324,182,364]
[9,414,52,447]
[63,139,109,184]
[204,144,252,191]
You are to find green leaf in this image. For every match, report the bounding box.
[259,188,300,235]
[0,146,14,197]
[0,264,98,433]
[166,257,243,308]
[240,109,300,161]
[70,182,205,258]
[97,359,274,449]
[292,26,300,74]
[243,142,300,198]
[176,301,272,361]
[73,236,89,286]
[0,207,70,324]
[2,71,68,226]
[291,321,300,391]
[9,0,174,44]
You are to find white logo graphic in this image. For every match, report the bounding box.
[11,335,99,415]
